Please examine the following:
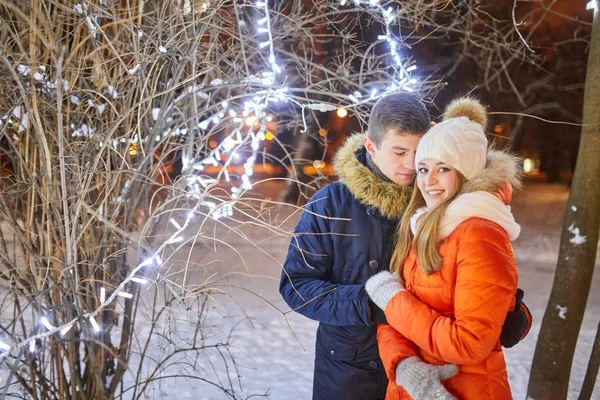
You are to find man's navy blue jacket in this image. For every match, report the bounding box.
[280,134,412,400]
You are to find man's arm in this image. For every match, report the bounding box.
[279,190,372,327]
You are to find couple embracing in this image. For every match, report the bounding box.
[280,92,531,400]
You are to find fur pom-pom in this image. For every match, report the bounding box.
[443,97,487,129]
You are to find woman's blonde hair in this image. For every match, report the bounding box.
[390,170,466,281]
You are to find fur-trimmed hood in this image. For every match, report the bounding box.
[333,133,412,219]
[461,150,522,197]
[411,149,523,240]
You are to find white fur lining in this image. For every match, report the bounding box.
[410,191,521,241]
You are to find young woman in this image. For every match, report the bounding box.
[365,97,521,400]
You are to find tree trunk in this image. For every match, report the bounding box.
[579,320,600,400]
[527,6,600,400]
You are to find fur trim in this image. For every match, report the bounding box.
[443,97,487,129]
[461,149,522,195]
[333,133,412,219]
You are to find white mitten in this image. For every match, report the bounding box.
[365,271,405,311]
[396,356,458,400]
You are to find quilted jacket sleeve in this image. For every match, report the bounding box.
[377,324,419,382]
[384,220,518,365]
[279,187,372,327]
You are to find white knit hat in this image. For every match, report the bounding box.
[415,98,488,181]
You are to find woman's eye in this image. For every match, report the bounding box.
[393,152,406,156]
[417,168,427,174]
[439,167,451,172]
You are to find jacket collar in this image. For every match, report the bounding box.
[333,133,412,219]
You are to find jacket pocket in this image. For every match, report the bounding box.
[319,330,358,361]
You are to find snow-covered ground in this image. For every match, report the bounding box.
[148,181,600,400]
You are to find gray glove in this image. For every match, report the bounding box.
[396,356,458,400]
[365,271,405,311]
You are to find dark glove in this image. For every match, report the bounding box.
[369,299,388,324]
[500,288,532,348]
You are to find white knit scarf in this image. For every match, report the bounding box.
[409,191,521,241]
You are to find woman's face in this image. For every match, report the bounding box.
[416,159,459,209]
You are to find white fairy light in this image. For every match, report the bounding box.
[586,0,596,10]
[40,317,54,331]
[131,277,148,284]
[241,174,252,190]
[117,291,133,299]
[139,257,154,267]
[169,218,182,230]
[0,341,10,352]
[100,286,106,303]
[29,340,36,352]
[60,325,72,336]
[89,316,101,332]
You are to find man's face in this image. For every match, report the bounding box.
[365,130,423,186]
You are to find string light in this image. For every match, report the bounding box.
[40,317,54,331]
[166,236,184,244]
[170,218,182,230]
[0,340,10,352]
[89,316,101,332]
[60,325,73,336]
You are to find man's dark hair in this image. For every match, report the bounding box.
[368,92,430,146]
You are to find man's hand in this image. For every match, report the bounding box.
[396,356,458,400]
[365,271,405,311]
[368,299,388,324]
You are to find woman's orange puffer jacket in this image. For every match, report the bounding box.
[378,151,521,400]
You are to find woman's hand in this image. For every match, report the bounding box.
[365,271,405,311]
[396,356,458,400]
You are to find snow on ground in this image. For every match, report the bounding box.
[146,181,599,400]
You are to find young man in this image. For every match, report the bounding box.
[279,92,530,400]
[280,92,429,400]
